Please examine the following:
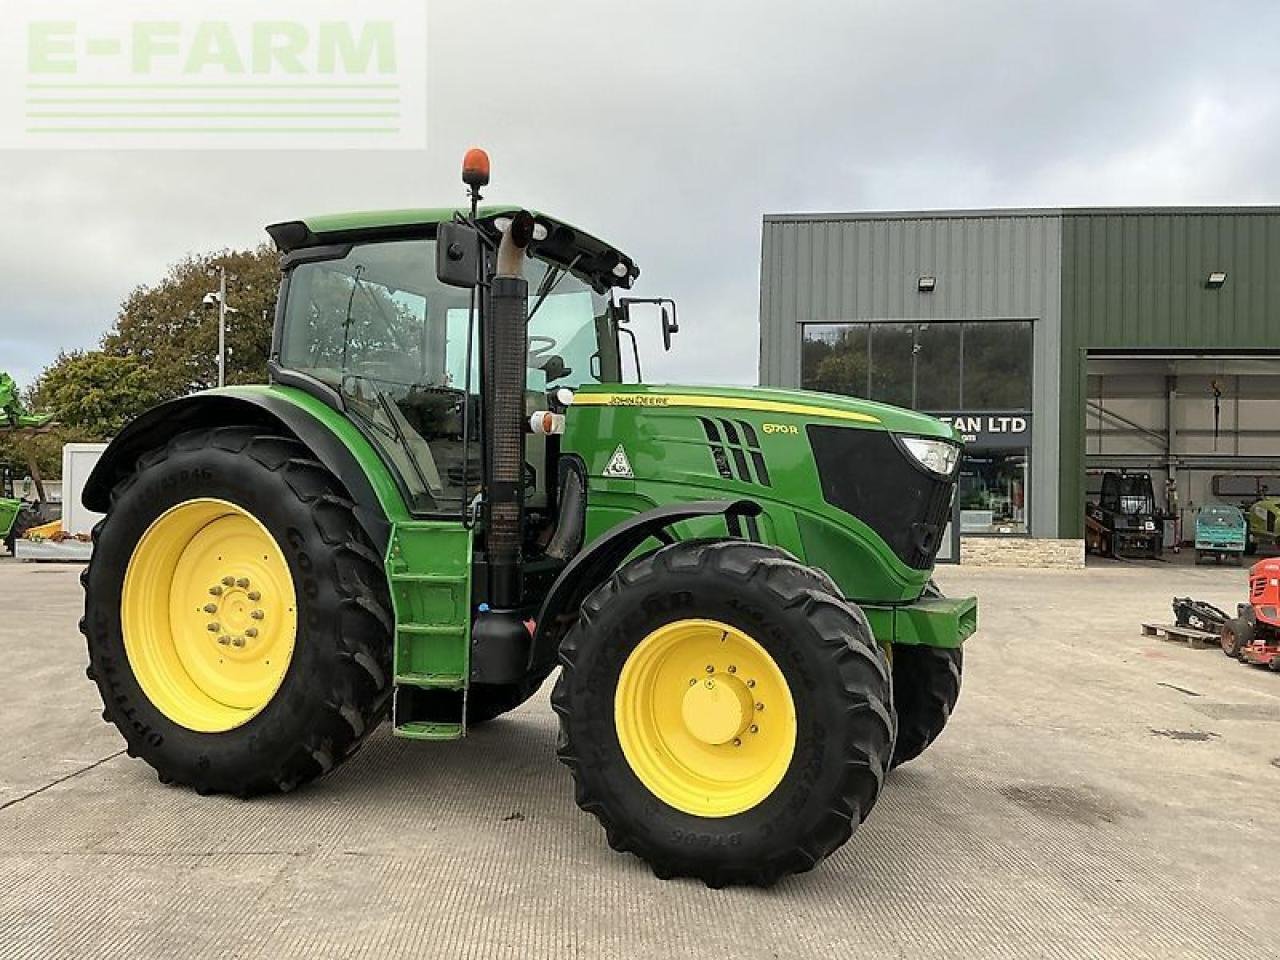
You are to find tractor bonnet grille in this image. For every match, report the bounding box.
[806,425,955,570]
[1252,577,1267,599]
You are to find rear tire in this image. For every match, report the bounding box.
[552,538,893,887]
[82,426,393,796]
[1220,618,1252,659]
[890,644,963,768]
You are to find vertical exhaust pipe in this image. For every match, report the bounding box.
[484,211,534,610]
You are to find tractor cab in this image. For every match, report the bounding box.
[267,208,642,519]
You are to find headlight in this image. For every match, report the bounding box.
[900,436,961,476]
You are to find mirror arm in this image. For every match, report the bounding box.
[619,326,643,382]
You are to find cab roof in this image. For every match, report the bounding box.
[266,205,640,293]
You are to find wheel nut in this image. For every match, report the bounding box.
[221,576,235,587]
[245,628,258,638]
[231,636,246,648]
[727,665,737,674]
[705,679,715,689]
[207,622,220,632]
[705,665,714,674]
[251,610,265,621]
[755,702,764,711]
[208,585,223,596]
[236,578,250,588]
[746,679,756,688]
[247,591,261,602]
[732,738,742,747]
[217,635,232,646]
[749,724,759,734]
[202,603,218,614]
[689,679,697,686]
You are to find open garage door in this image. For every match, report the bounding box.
[1084,351,1280,565]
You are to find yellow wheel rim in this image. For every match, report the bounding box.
[615,618,797,817]
[121,498,298,733]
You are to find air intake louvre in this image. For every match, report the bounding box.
[697,417,772,488]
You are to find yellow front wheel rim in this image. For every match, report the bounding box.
[615,619,797,817]
[122,498,298,733]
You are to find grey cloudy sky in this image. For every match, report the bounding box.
[3,0,1279,390]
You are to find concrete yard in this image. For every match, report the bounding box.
[2,557,1278,959]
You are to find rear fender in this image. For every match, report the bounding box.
[82,389,395,551]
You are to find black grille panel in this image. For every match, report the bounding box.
[806,425,955,570]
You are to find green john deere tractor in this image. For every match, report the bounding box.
[81,151,976,887]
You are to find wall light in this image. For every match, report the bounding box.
[1206,271,1227,289]
[917,275,937,293]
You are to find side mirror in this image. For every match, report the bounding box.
[660,304,678,351]
[436,221,483,288]
[619,297,679,352]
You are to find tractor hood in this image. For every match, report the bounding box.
[570,383,961,441]
[563,382,962,603]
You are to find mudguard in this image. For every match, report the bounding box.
[82,390,392,551]
[528,498,762,673]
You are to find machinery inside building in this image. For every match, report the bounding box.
[1085,353,1280,561]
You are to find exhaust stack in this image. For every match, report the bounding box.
[484,210,534,609]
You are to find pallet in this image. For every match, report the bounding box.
[1141,622,1221,650]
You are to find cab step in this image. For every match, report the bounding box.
[393,721,464,741]
[386,522,474,740]
[395,672,465,690]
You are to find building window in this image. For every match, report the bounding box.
[801,320,1032,409]
[959,452,1029,534]
[801,319,1033,536]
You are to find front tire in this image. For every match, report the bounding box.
[552,539,893,887]
[82,427,393,796]
[890,644,963,768]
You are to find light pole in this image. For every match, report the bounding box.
[217,266,227,388]
[204,266,239,388]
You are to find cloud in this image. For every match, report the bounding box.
[2,0,1278,391]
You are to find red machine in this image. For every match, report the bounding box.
[1222,558,1280,669]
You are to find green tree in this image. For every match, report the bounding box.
[32,351,163,438]
[103,245,280,397]
[0,428,65,486]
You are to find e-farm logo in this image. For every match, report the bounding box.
[0,0,426,149]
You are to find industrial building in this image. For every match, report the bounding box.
[758,207,1280,563]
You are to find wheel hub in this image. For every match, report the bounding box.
[681,674,754,745]
[204,577,266,647]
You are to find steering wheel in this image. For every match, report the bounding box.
[529,336,558,360]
